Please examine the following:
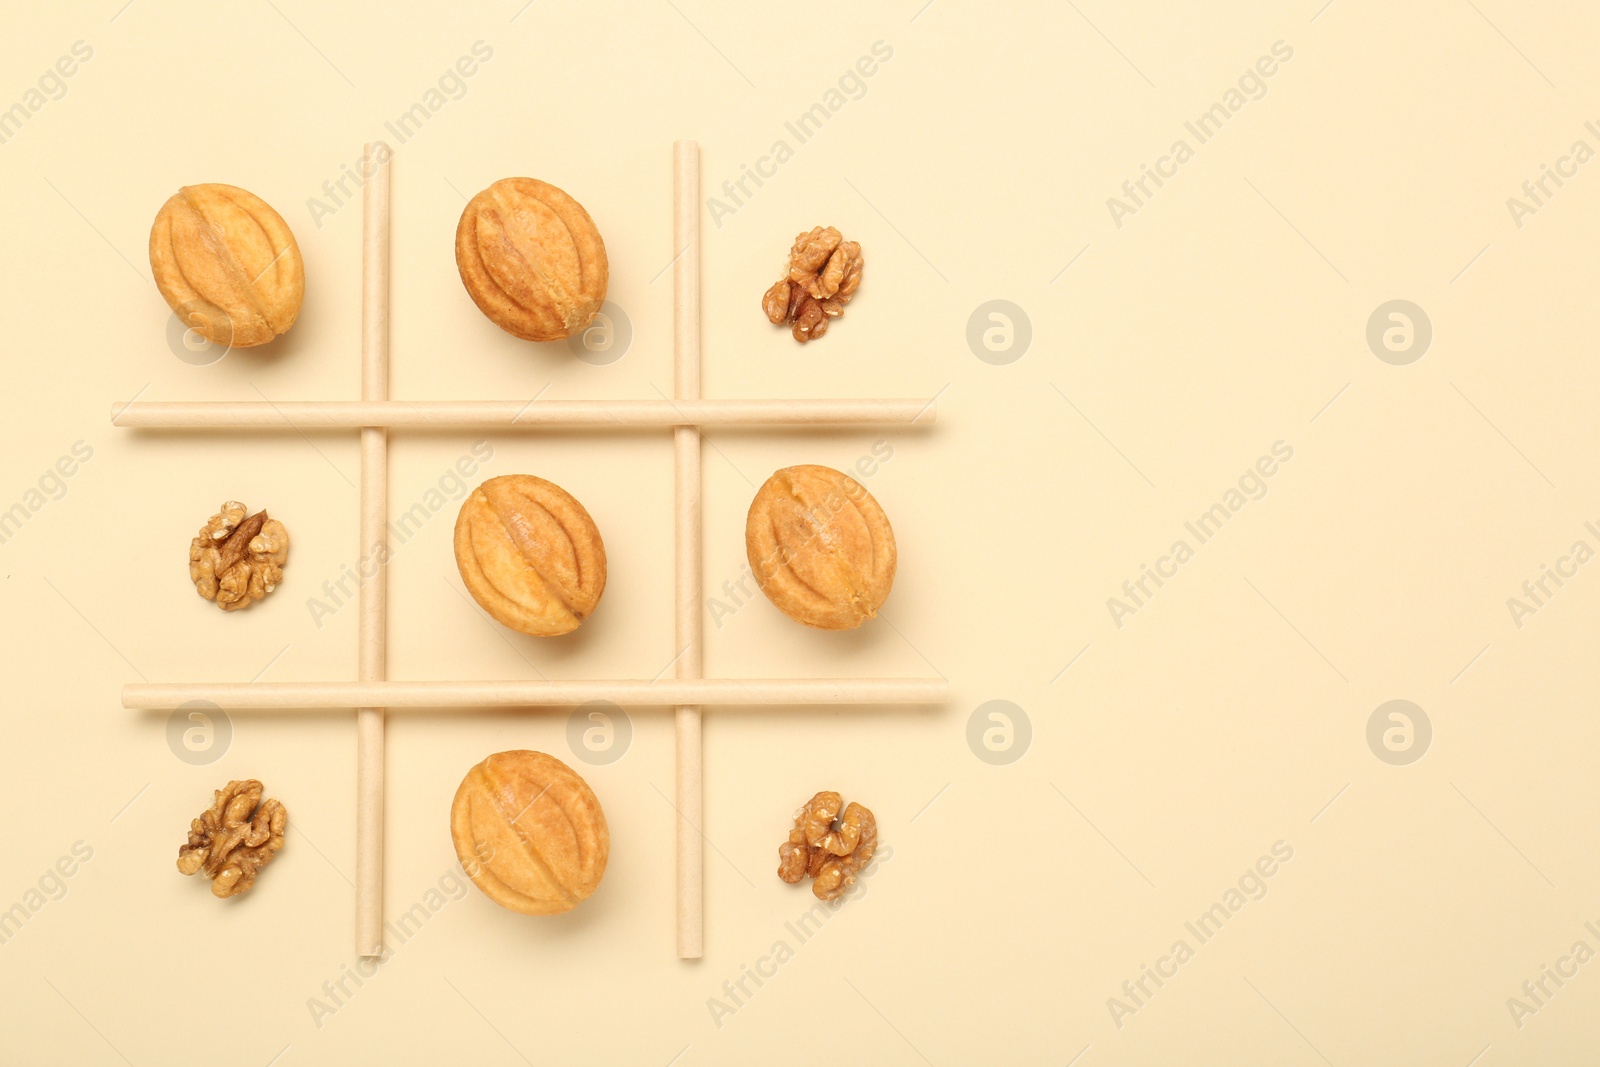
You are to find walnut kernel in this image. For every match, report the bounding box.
[177,779,286,898]
[762,226,863,343]
[777,791,877,901]
[188,501,289,611]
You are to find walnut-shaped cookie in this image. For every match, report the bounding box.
[453,474,606,636]
[451,751,609,915]
[746,464,897,630]
[455,178,608,342]
[149,184,304,347]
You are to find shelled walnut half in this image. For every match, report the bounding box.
[777,791,877,901]
[177,780,286,898]
[188,501,289,611]
[761,226,864,343]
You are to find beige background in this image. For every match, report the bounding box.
[1,0,1597,1063]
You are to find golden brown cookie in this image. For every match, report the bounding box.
[746,464,897,630]
[453,474,606,636]
[149,183,304,347]
[455,177,608,342]
[450,751,609,916]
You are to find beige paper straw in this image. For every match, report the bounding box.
[109,397,937,428]
[356,143,390,959]
[673,140,705,960]
[121,678,949,710]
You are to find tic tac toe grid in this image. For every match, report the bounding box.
[115,142,947,959]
